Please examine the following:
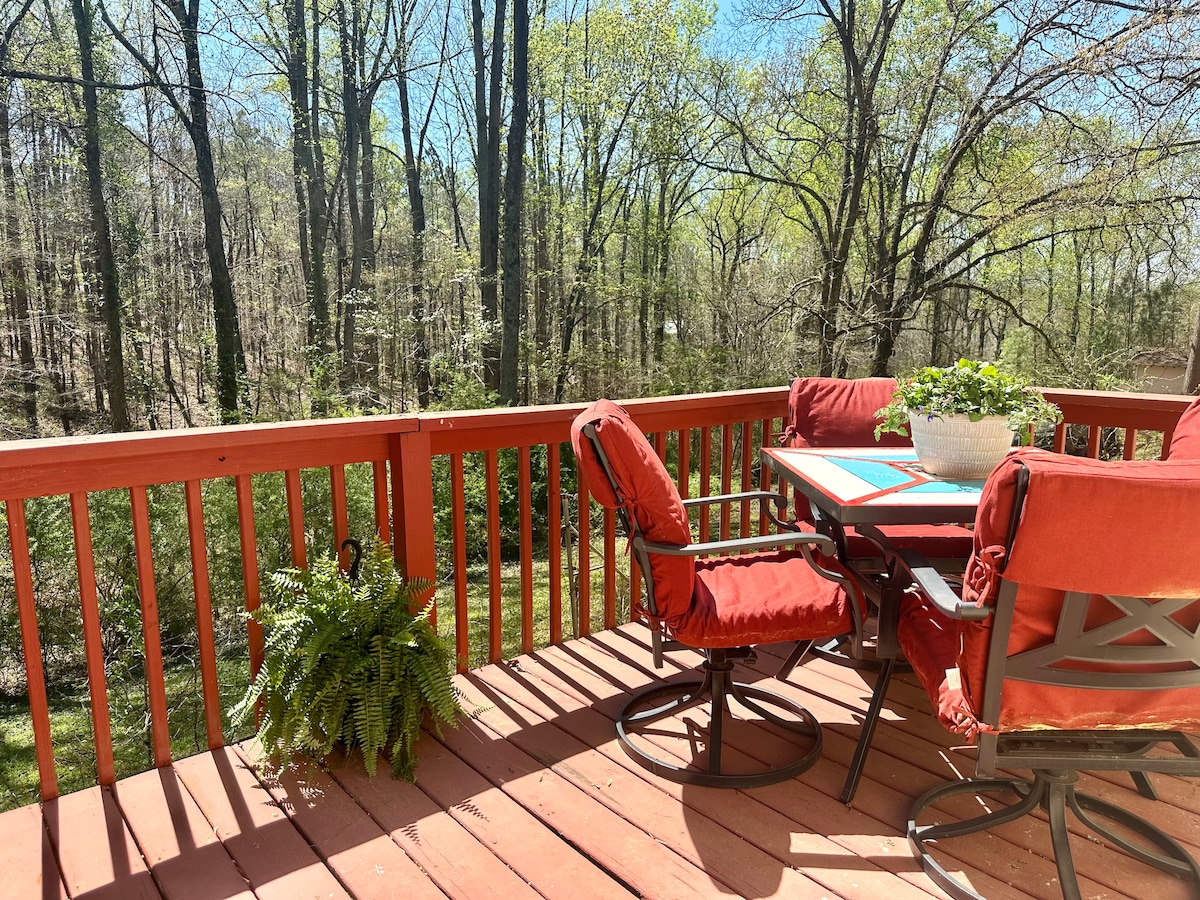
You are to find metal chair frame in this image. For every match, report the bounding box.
[581,421,853,787]
[858,462,1200,899]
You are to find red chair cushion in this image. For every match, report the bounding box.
[673,551,853,649]
[782,377,911,449]
[906,451,1200,737]
[570,400,695,627]
[1167,395,1200,459]
[844,524,975,562]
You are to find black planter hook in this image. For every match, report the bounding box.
[342,538,363,583]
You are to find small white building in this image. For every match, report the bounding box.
[1131,349,1190,394]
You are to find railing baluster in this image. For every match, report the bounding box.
[518,446,534,655]
[740,420,752,539]
[234,475,263,680]
[130,485,171,768]
[7,499,57,800]
[676,429,690,500]
[1053,423,1067,454]
[284,468,306,569]
[450,454,469,673]
[485,449,502,663]
[184,480,222,750]
[759,418,773,534]
[1087,425,1102,458]
[720,425,733,540]
[1123,428,1138,460]
[548,444,563,646]
[605,506,617,631]
[578,479,590,637]
[70,492,114,785]
[1162,428,1176,460]
[699,426,712,544]
[330,464,349,568]
[372,459,390,544]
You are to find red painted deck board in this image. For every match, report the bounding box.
[0,802,67,900]
[173,747,349,900]
[42,785,160,900]
[114,766,256,900]
[329,749,543,900]
[3,625,1199,900]
[233,742,447,900]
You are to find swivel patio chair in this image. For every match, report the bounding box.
[878,450,1200,899]
[776,376,975,680]
[571,399,860,787]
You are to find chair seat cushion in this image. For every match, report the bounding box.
[844,524,975,562]
[898,593,976,736]
[670,551,853,649]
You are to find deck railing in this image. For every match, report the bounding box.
[0,385,1192,804]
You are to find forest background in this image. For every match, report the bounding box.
[1,0,1199,435]
[1,0,1200,810]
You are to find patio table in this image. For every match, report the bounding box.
[760,444,987,624]
[761,445,995,801]
[759,445,987,528]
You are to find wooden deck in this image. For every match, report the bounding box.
[5,624,1200,900]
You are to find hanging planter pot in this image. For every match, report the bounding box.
[907,411,1015,480]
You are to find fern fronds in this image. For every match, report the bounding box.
[233,540,460,781]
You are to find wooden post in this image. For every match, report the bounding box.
[389,430,437,617]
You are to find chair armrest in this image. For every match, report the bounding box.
[634,531,837,558]
[681,491,786,510]
[894,548,990,621]
[680,491,795,533]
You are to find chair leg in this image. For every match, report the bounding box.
[776,639,815,681]
[908,771,1200,900]
[840,655,895,804]
[1131,770,1158,800]
[615,650,823,788]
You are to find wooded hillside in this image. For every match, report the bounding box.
[1,0,1198,436]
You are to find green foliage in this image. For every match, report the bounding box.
[877,358,1063,441]
[232,542,459,781]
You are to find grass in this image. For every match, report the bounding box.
[0,654,252,812]
[0,556,623,812]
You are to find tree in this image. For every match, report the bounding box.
[73,0,129,430]
[471,0,506,392]
[500,0,528,404]
[102,0,247,420]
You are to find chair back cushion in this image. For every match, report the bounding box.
[782,377,911,448]
[958,451,1200,732]
[570,400,695,627]
[1167,395,1200,459]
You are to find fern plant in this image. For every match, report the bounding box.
[232,541,460,780]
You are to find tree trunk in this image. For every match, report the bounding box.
[0,73,37,430]
[500,0,528,405]
[472,0,506,392]
[72,0,128,431]
[398,69,430,408]
[1185,306,1200,395]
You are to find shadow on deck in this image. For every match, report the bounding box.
[4,625,1199,900]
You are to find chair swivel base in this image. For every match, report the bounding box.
[616,650,823,788]
[908,770,1200,900]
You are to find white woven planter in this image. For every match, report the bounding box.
[907,412,1015,480]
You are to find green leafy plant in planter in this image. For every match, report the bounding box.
[875,359,1062,479]
[876,358,1062,441]
[232,540,460,780]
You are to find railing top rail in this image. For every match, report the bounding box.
[1037,387,1193,430]
[0,416,419,500]
[0,385,1191,500]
